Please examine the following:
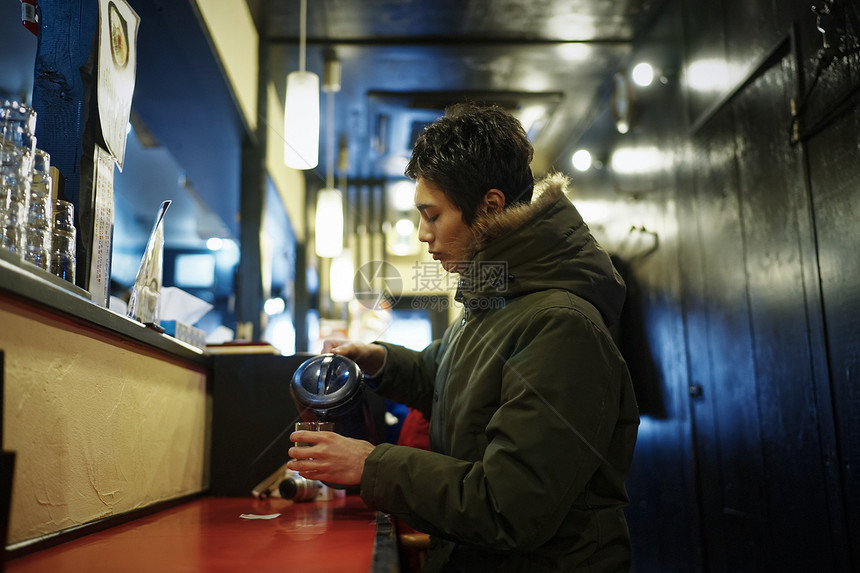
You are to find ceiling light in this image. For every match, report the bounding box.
[386,219,419,256]
[631,62,654,87]
[206,237,223,251]
[322,57,341,93]
[517,105,546,137]
[394,218,415,236]
[388,179,416,211]
[315,188,344,257]
[264,297,286,316]
[283,0,319,169]
[330,250,354,302]
[611,73,632,134]
[571,149,592,172]
[314,52,344,258]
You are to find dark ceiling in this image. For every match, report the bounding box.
[2,0,665,262]
[249,0,663,186]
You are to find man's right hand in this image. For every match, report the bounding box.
[321,339,386,377]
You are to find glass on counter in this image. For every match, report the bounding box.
[0,100,37,158]
[50,199,76,283]
[1,101,37,260]
[23,148,53,270]
[0,145,30,257]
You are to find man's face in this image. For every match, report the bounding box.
[414,177,473,274]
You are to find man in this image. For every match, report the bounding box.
[288,103,639,572]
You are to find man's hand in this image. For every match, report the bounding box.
[322,339,386,376]
[286,430,375,485]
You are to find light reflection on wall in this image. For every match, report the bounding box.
[573,200,611,225]
[686,58,732,93]
[545,15,598,40]
[610,146,669,175]
[555,42,593,62]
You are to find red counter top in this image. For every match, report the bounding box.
[6,496,379,573]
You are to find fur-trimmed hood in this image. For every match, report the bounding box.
[458,172,627,326]
[468,172,571,254]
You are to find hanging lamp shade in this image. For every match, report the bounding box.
[315,187,343,258]
[284,70,319,169]
[330,249,354,303]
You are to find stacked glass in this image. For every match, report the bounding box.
[24,149,53,270]
[1,101,78,284]
[51,199,76,283]
[0,101,36,259]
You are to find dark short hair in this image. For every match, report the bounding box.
[405,102,534,225]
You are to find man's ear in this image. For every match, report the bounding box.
[483,188,506,214]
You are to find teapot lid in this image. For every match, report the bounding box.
[291,354,364,413]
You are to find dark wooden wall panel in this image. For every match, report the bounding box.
[722,0,784,84]
[620,164,702,568]
[804,105,860,568]
[612,5,703,571]
[732,52,846,571]
[564,0,858,570]
[671,129,711,573]
[688,110,772,573]
[682,118,728,572]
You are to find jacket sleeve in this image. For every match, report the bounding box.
[371,339,443,418]
[360,305,634,551]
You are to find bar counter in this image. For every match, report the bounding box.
[6,496,382,573]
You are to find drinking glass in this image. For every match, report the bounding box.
[1,101,37,259]
[293,421,335,448]
[0,100,37,158]
[0,146,30,257]
[50,199,76,283]
[23,149,52,269]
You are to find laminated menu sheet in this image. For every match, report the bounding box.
[88,144,114,307]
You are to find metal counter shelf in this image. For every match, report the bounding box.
[0,249,206,366]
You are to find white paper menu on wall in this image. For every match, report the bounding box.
[87,0,138,305]
[96,0,139,171]
[88,145,114,306]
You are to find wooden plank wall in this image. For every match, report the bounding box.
[560,0,859,570]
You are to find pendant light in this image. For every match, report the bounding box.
[329,249,354,302]
[315,189,343,257]
[284,0,319,169]
[314,55,344,258]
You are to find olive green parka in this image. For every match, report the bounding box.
[360,174,639,572]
